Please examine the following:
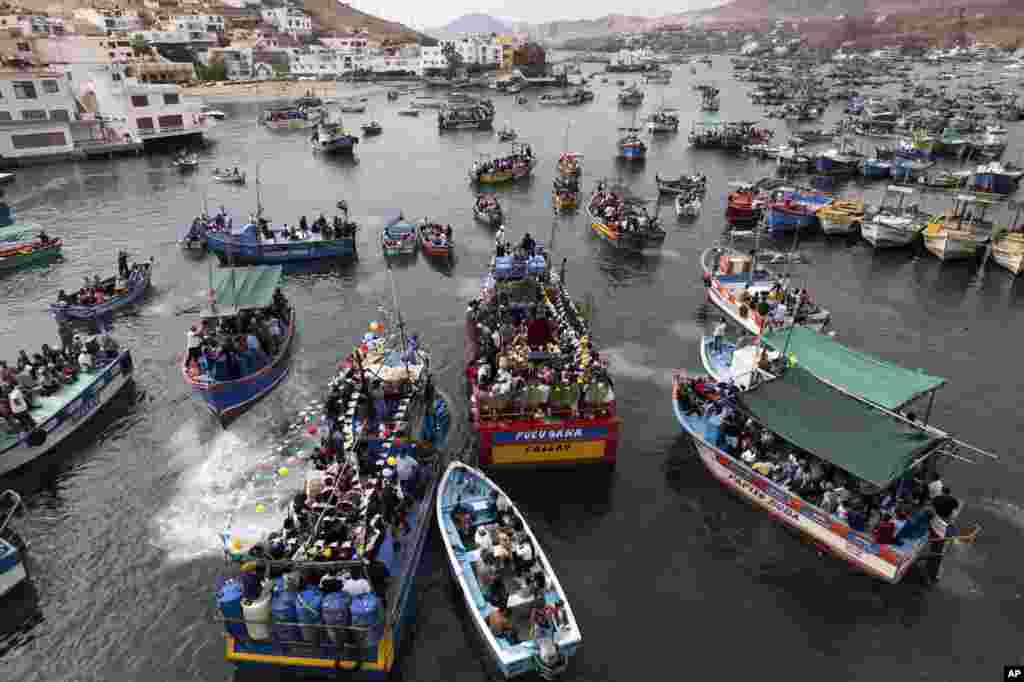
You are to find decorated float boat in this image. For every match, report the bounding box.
[0,343,134,476]
[0,490,26,598]
[465,244,619,468]
[700,246,831,336]
[51,257,153,321]
[470,144,537,185]
[816,199,865,236]
[473,196,504,228]
[922,195,994,262]
[380,212,418,257]
[216,318,450,678]
[764,188,832,233]
[587,186,665,251]
[261,97,324,130]
[860,186,927,249]
[671,362,968,584]
[181,266,294,424]
[438,462,581,679]
[552,176,579,212]
[418,221,453,259]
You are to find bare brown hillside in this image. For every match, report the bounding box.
[301,0,425,43]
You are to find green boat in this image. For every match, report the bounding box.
[0,236,62,271]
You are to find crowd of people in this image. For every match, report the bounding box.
[466,250,615,422]
[471,144,535,180]
[420,221,453,246]
[185,289,291,382]
[187,209,358,246]
[589,183,662,235]
[1,334,120,432]
[677,375,960,582]
[438,101,494,128]
[55,253,148,307]
[732,277,828,330]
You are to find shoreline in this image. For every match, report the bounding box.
[181,79,427,101]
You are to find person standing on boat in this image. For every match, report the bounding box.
[118,251,129,279]
[713,318,726,352]
[8,384,34,431]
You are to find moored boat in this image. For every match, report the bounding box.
[655,173,707,196]
[473,195,504,228]
[645,107,679,134]
[587,184,665,251]
[675,192,702,218]
[181,266,294,423]
[616,85,644,106]
[380,211,418,257]
[173,152,199,170]
[922,195,994,262]
[725,182,764,225]
[216,320,450,677]
[261,97,323,130]
[860,186,926,249]
[437,462,581,678]
[557,153,582,178]
[50,256,153,321]
[206,213,358,265]
[764,188,832,233]
[1,340,134,476]
[470,144,536,185]
[552,176,579,212]
[212,169,247,185]
[465,240,620,468]
[311,106,359,155]
[817,198,865,236]
[361,121,382,136]
[418,220,453,259]
[971,161,1023,195]
[616,126,646,161]
[990,231,1024,276]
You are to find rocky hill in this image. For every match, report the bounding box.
[301,0,426,43]
[431,13,512,37]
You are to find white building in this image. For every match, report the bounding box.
[171,14,225,35]
[445,35,503,68]
[260,6,312,37]
[0,15,66,37]
[73,9,143,35]
[0,69,79,160]
[419,45,446,73]
[211,46,255,80]
[367,47,419,76]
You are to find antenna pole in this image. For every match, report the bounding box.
[385,259,408,353]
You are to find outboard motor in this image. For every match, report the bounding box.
[534,636,567,680]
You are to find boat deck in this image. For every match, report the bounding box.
[1,369,106,451]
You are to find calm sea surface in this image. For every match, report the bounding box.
[2,58,1023,681]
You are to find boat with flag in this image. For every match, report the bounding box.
[465,238,619,468]
[50,255,153,321]
[1,338,134,476]
[215,308,451,677]
[671,358,980,583]
[437,462,581,678]
[181,265,295,423]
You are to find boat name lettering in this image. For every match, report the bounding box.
[729,474,800,522]
[514,428,585,442]
[524,443,573,455]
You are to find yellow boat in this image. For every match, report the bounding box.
[553,191,578,211]
[922,196,994,262]
[816,199,865,236]
[991,231,1024,276]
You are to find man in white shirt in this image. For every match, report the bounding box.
[9,385,33,430]
[78,350,94,372]
[186,326,202,364]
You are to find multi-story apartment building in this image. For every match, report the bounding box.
[0,68,78,160]
[73,9,144,35]
[260,5,312,38]
[171,14,225,36]
[0,14,66,37]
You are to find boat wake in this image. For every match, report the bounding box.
[602,344,677,388]
[151,418,308,564]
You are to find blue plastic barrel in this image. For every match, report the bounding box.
[350,592,382,647]
[217,578,247,640]
[322,591,352,644]
[271,589,301,642]
[296,586,324,645]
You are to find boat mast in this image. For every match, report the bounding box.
[385,259,409,356]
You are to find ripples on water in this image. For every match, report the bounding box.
[1,60,1024,681]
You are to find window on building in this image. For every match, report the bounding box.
[158,114,183,129]
[50,109,70,121]
[22,109,47,121]
[16,42,29,51]
[136,116,154,129]
[0,111,11,121]
[42,79,59,94]
[112,73,122,82]
[131,95,149,107]
[12,81,37,99]
[12,131,66,149]
[163,93,179,105]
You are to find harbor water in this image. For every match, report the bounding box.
[2,60,1023,681]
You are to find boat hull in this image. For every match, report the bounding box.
[618,145,646,161]
[51,270,152,320]
[0,350,134,476]
[922,230,979,261]
[817,214,860,236]
[0,241,62,272]
[0,541,26,598]
[553,192,578,211]
[315,136,358,154]
[973,172,1017,195]
[418,227,452,258]
[589,218,665,251]
[765,206,818,233]
[473,207,503,228]
[672,377,922,584]
[991,236,1024,275]
[472,165,534,185]
[860,220,920,249]
[206,235,356,264]
[184,311,295,423]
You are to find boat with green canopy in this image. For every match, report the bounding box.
[181,265,295,424]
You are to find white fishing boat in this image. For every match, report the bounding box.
[675,193,702,217]
[0,490,26,598]
[211,168,246,184]
[437,462,581,679]
[860,185,926,248]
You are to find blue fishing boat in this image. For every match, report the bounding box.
[617,126,646,161]
[814,140,863,176]
[0,490,27,598]
[438,462,581,679]
[181,265,295,424]
[971,162,1022,195]
[380,211,417,257]
[0,344,134,476]
[860,158,892,180]
[206,219,357,265]
[764,189,831,233]
[50,258,153,321]
[215,317,451,678]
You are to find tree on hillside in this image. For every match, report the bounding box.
[441,42,462,79]
[130,33,148,55]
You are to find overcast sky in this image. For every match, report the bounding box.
[351,0,727,31]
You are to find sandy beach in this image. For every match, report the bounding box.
[181,79,423,100]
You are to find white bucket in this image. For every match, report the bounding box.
[242,584,272,641]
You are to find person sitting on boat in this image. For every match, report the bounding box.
[299,216,309,234]
[520,233,536,257]
[313,214,327,233]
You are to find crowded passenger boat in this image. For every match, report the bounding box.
[418,220,454,260]
[587,183,666,251]
[215,319,450,676]
[181,267,294,423]
[51,252,152,320]
[381,211,418,257]
[201,207,359,265]
[1,333,133,475]
[557,153,581,178]
[438,462,580,678]
[473,195,504,228]
[470,144,536,185]
[465,235,620,468]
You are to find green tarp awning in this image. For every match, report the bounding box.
[0,223,42,243]
[740,366,944,489]
[203,265,282,315]
[760,326,945,411]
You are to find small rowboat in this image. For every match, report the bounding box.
[381,211,418,256]
[675,193,702,217]
[437,462,581,679]
[398,108,420,117]
[50,260,153,320]
[473,200,503,228]
[361,121,382,135]
[173,154,199,170]
[418,221,453,259]
[212,172,246,185]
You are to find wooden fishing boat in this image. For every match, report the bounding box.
[0,236,62,272]
[473,197,504,228]
[173,153,199,170]
[261,98,323,129]
[181,266,294,424]
[217,320,451,678]
[860,186,926,249]
[437,462,581,678]
[465,244,620,468]
[361,121,382,136]
[470,144,536,185]
[656,173,707,196]
[552,191,577,212]
[726,183,763,224]
[990,231,1024,276]
[380,211,418,256]
[675,192,702,217]
[817,199,864,236]
[616,126,645,161]
[616,85,643,106]
[922,195,994,261]
[1,345,134,476]
[0,490,26,597]
[671,365,960,584]
[212,170,247,185]
[418,221,453,259]
[50,259,153,321]
[497,125,517,142]
[587,189,665,251]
